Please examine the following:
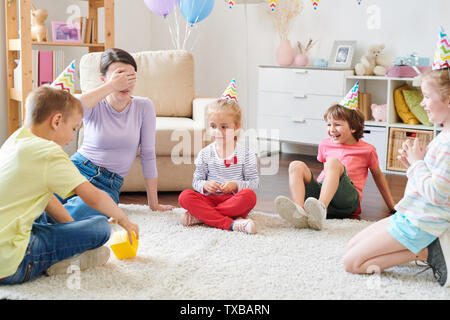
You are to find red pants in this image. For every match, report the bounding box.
[178,189,257,230]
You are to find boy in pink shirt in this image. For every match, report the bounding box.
[276,82,396,230]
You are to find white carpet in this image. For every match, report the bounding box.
[1,204,448,300]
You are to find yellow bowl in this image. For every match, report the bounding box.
[109,230,138,260]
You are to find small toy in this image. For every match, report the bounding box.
[31,4,48,42]
[371,104,387,122]
[110,230,138,260]
[354,44,387,76]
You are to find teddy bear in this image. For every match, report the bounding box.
[31,4,48,42]
[354,44,388,76]
[371,103,387,122]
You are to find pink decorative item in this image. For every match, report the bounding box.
[294,53,308,66]
[276,39,295,66]
[386,65,432,78]
[371,104,387,122]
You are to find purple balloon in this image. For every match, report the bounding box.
[144,0,179,18]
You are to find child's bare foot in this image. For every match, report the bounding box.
[275,196,308,229]
[180,211,202,226]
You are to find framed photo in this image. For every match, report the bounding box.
[51,21,82,43]
[328,40,356,68]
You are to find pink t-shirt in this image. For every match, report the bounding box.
[317,137,379,203]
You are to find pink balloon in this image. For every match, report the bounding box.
[144,0,178,18]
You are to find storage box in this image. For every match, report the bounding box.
[110,230,138,260]
[394,55,430,67]
[387,128,434,172]
[386,65,432,78]
[362,126,386,170]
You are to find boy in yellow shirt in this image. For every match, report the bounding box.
[0,86,139,284]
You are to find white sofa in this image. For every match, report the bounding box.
[69,50,214,191]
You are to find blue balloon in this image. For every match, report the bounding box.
[180,0,214,25]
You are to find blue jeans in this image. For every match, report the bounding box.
[0,214,110,285]
[59,152,124,220]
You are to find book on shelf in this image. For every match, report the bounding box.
[32,49,64,89]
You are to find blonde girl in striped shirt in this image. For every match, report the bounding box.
[342,69,450,287]
[178,98,259,234]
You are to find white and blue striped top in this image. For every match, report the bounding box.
[192,142,259,195]
[395,131,450,237]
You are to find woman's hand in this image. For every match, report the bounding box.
[108,67,136,92]
[150,204,176,212]
[220,181,238,194]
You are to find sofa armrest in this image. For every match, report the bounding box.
[192,97,215,127]
[192,98,215,143]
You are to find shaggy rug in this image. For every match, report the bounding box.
[0,204,448,300]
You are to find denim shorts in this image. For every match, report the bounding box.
[388,212,436,254]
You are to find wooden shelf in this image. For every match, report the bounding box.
[32,41,106,48]
[5,0,115,135]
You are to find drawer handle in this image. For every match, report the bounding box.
[293,93,307,99]
[292,69,308,74]
[292,117,305,123]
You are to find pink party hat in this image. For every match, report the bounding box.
[432,26,450,70]
[221,79,238,102]
[339,81,359,110]
[51,60,76,94]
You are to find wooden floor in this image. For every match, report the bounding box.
[120,153,408,222]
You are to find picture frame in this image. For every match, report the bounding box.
[328,40,356,68]
[51,21,82,43]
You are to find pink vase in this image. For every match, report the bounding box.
[294,53,309,67]
[276,39,295,66]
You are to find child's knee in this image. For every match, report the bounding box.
[289,161,307,175]
[324,157,344,172]
[178,189,197,207]
[91,216,111,245]
[240,189,257,207]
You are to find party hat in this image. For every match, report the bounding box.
[51,60,76,94]
[339,81,359,110]
[268,0,279,11]
[432,26,450,70]
[221,78,238,102]
[311,0,319,11]
[228,0,236,9]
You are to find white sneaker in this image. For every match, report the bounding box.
[275,196,308,229]
[304,197,327,231]
[180,211,202,226]
[46,246,110,276]
[232,218,256,234]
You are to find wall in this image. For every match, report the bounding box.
[1,0,449,147]
[0,0,152,144]
[148,0,450,153]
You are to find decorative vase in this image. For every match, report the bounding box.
[276,39,295,67]
[294,53,309,67]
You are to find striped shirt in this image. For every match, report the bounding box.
[395,131,450,237]
[192,142,259,195]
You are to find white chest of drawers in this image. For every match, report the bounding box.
[257,66,354,145]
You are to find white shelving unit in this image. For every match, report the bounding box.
[345,75,440,175]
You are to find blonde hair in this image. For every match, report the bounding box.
[24,86,83,126]
[206,98,243,126]
[419,69,450,101]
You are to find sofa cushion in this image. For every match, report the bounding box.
[79,50,195,117]
[155,117,205,156]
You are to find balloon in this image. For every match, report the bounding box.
[180,0,214,25]
[144,0,178,18]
